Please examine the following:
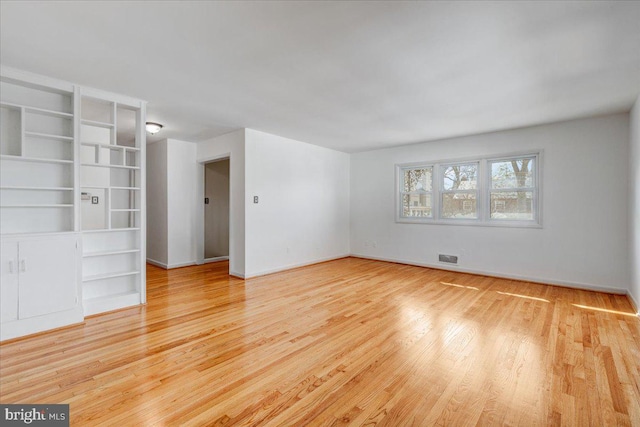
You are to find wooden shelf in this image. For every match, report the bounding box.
[1,204,73,208]
[80,163,139,170]
[0,186,73,191]
[83,270,140,282]
[24,131,74,141]
[81,119,114,128]
[0,155,73,164]
[1,101,73,118]
[0,230,76,237]
[83,249,140,258]
[81,142,140,152]
[0,102,20,111]
[81,186,140,191]
[82,227,140,234]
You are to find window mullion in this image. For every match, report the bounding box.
[479,159,485,222]
[435,163,441,220]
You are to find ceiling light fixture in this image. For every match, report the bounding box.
[145,122,163,134]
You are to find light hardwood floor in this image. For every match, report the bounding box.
[1,258,639,426]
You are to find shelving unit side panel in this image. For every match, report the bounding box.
[138,102,147,303]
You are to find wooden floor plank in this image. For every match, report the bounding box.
[1,258,639,426]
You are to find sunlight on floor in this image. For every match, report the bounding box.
[571,304,637,317]
[496,291,549,303]
[440,282,479,291]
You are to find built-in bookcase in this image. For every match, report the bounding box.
[0,67,146,339]
[79,88,146,316]
[0,75,76,234]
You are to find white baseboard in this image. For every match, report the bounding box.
[243,254,350,279]
[1,306,84,342]
[146,259,197,270]
[167,261,197,269]
[350,253,629,295]
[146,258,168,269]
[204,256,229,264]
[229,271,245,279]
[627,291,640,316]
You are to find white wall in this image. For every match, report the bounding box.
[146,140,168,266]
[166,139,198,268]
[350,114,630,292]
[80,125,110,230]
[630,95,640,312]
[244,129,350,277]
[197,129,245,277]
[146,138,197,269]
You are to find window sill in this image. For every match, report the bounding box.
[396,218,542,229]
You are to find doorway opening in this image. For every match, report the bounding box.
[203,158,230,263]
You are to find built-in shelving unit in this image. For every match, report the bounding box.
[79,88,146,316]
[0,73,76,235]
[0,67,84,341]
[1,66,146,340]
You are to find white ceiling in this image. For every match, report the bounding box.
[1,1,639,153]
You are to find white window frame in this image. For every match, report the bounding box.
[397,164,434,220]
[439,161,480,222]
[395,151,542,228]
[486,153,540,226]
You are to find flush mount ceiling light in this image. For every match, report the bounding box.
[145,122,163,134]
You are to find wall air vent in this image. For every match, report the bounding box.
[438,254,458,264]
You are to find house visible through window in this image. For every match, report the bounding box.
[441,162,478,219]
[397,152,540,227]
[489,156,536,221]
[400,166,433,217]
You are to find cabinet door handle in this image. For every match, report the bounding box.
[20,259,26,272]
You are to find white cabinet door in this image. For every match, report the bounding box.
[18,236,77,319]
[0,241,19,322]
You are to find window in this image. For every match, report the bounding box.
[396,152,540,227]
[441,162,478,219]
[489,156,536,221]
[399,166,433,218]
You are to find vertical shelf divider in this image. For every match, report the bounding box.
[111,102,117,146]
[106,187,112,230]
[138,102,146,304]
[19,106,25,157]
[73,87,81,233]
